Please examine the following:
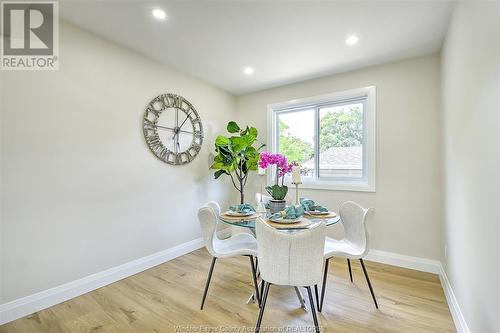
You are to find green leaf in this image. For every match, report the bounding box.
[248,127,258,137]
[244,146,258,159]
[215,135,230,146]
[214,170,229,179]
[210,161,226,170]
[230,136,249,152]
[240,126,249,136]
[227,121,240,133]
[265,185,288,200]
[217,145,232,158]
[246,134,256,146]
[246,158,258,171]
[241,161,248,174]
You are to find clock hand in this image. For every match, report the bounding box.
[178,111,192,129]
[156,124,176,132]
[156,124,192,134]
[173,133,178,154]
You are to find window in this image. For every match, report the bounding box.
[268,86,376,192]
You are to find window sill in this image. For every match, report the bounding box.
[286,180,375,193]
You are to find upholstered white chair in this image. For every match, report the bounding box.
[316,201,377,312]
[198,201,260,309]
[255,218,325,333]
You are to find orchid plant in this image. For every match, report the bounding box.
[258,152,294,201]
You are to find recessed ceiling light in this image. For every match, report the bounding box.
[243,66,254,75]
[152,8,167,20]
[345,34,360,45]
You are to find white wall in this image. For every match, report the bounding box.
[0,68,4,306]
[237,55,443,260]
[0,22,236,303]
[441,3,500,332]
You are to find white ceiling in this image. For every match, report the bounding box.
[60,0,455,95]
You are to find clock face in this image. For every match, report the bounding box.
[143,94,203,165]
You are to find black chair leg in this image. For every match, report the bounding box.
[255,281,270,333]
[306,286,321,333]
[200,257,217,310]
[319,258,330,312]
[347,259,353,282]
[259,280,265,303]
[314,285,320,310]
[255,257,260,279]
[248,256,261,305]
[359,259,378,309]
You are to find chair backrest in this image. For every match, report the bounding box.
[206,201,221,217]
[197,201,221,257]
[339,201,373,257]
[256,219,325,286]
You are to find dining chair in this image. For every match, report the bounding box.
[255,218,325,333]
[198,201,261,309]
[316,201,377,312]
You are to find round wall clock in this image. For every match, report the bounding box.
[143,93,203,165]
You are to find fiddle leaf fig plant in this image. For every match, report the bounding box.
[211,121,265,204]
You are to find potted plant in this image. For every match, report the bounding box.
[210,121,264,204]
[258,152,293,213]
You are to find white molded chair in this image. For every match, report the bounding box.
[255,219,325,333]
[316,201,377,312]
[198,201,260,309]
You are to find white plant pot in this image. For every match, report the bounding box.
[269,199,287,214]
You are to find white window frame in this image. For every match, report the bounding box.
[267,86,376,192]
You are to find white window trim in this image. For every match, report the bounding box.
[267,86,376,192]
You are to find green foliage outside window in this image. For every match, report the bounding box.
[278,105,363,163]
[320,106,362,151]
[278,121,314,163]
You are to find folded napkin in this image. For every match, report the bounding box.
[229,203,256,213]
[270,205,304,220]
[300,198,328,212]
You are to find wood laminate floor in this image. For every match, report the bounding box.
[0,248,456,333]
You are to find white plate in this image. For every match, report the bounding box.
[306,211,329,216]
[269,217,301,224]
[225,210,254,217]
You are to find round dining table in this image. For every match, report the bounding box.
[219,211,340,310]
[219,212,340,229]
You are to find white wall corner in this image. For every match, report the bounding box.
[365,250,469,332]
[438,264,471,333]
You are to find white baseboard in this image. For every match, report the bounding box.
[364,249,469,333]
[0,239,468,333]
[438,264,470,333]
[366,249,441,274]
[0,237,205,325]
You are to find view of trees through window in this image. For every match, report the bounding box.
[277,102,364,178]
